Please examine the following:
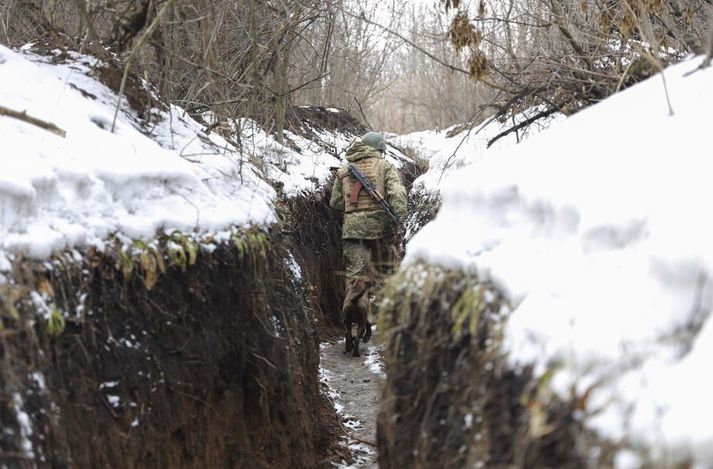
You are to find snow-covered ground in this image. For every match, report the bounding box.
[0,44,391,266]
[0,44,274,261]
[404,55,713,465]
[392,106,562,192]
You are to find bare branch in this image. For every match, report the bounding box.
[111,0,178,133]
[0,105,66,137]
[343,9,471,76]
[487,106,561,149]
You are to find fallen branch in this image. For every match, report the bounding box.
[486,106,561,148]
[0,105,66,137]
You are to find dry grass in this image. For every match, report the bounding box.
[376,263,587,468]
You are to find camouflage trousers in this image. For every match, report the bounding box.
[343,236,398,292]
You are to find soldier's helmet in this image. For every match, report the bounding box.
[361,131,387,152]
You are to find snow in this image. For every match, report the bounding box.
[118,336,141,349]
[12,393,34,458]
[0,44,406,261]
[99,381,120,389]
[362,343,386,379]
[30,372,46,393]
[284,251,303,281]
[0,45,272,258]
[232,119,336,195]
[107,395,121,408]
[393,106,562,192]
[333,442,375,469]
[319,365,345,415]
[238,118,406,197]
[0,253,11,272]
[269,314,283,337]
[405,55,713,464]
[29,291,53,320]
[464,413,474,430]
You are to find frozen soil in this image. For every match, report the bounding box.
[321,332,386,468]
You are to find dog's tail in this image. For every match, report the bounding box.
[346,285,368,304]
[362,322,372,343]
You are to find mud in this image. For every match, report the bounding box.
[321,334,385,469]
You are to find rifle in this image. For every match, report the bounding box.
[347,164,399,223]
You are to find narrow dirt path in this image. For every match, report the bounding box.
[321,332,385,468]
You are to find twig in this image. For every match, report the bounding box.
[250,352,277,370]
[684,27,713,76]
[111,0,177,133]
[549,0,593,70]
[658,69,674,116]
[353,96,373,130]
[438,127,479,185]
[284,73,329,97]
[100,394,120,419]
[72,0,107,60]
[641,51,674,116]
[487,106,561,148]
[615,59,636,93]
[436,106,492,184]
[345,10,470,76]
[0,452,32,461]
[0,105,66,137]
[704,27,713,68]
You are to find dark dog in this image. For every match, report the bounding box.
[342,279,372,357]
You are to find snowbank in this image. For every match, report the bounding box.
[0,45,276,259]
[232,118,379,197]
[405,55,713,464]
[0,45,376,261]
[392,106,562,192]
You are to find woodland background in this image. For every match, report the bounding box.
[1,0,712,135]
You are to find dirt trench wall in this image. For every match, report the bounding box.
[0,228,338,468]
[376,264,585,469]
[284,191,345,330]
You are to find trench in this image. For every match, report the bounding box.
[0,216,347,468]
[1,139,561,469]
[320,337,384,468]
[0,124,430,468]
[0,177,412,468]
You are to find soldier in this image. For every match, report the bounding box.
[330,131,408,298]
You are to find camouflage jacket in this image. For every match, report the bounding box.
[330,142,407,240]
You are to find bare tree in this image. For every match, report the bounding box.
[4,1,344,135]
[433,0,711,134]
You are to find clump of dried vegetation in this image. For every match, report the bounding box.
[376,263,616,468]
